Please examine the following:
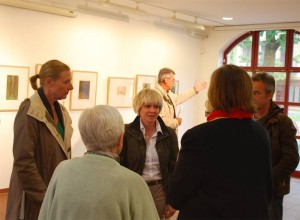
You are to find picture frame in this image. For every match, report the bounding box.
[0,65,29,111]
[27,64,42,97]
[35,63,42,74]
[135,74,156,94]
[107,77,135,108]
[69,70,98,110]
[171,80,179,94]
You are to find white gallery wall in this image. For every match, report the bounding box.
[0,5,208,189]
[1,5,298,189]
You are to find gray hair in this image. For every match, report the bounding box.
[158,67,175,83]
[78,105,124,152]
[251,72,275,95]
[133,88,163,115]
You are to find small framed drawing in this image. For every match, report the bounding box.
[0,65,29,111]
[171,80,179,94]
[35,63,42,74]
[69,70,98,110]
[107,77,134,108]
[135,74,156,94]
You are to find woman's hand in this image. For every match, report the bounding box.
[164,204,176,219]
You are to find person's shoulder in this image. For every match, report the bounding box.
[165,126,176,135]
[181,122,210,140]
[117,165,147,184]
[249,119,270,135]
[269,111,294,125]
[186,121,210,132]
[18,98,30,111]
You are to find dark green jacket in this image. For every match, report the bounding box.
[258,101,299,196]
[120,116,179,192]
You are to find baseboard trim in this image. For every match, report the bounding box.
[0,188,8,193]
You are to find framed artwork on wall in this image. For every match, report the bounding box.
[171,80,179,94]
[69,70,98,110]
[107,77,134,108]
[35,63,42,74]
[135,74,156,94]
[0,65,29,111]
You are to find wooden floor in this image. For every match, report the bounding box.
[0,192,7,220]
[0,178,299,220]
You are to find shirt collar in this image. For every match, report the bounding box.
[140,118,162,135]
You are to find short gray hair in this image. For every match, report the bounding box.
[251,72,275,95]
[78,105,124,152]
[133,88,163,115]
[158,67,175,83]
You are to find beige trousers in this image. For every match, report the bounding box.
[148,184,166,219]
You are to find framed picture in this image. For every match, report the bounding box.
[69,70,98,110]
[0,65,29,111]
[171,80,179,94]
[135,74,156,94]
[107,77,134,108]
[35,63,42,74]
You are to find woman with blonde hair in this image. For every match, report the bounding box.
[120,88,179,218]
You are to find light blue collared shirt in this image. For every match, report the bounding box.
[140,119,163,181]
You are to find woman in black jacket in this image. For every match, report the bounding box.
[165,64,273,220]
[120,88,179,218]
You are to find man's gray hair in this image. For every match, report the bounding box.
[251,72,275,95]
[158,67,175,83]
[78,105,124,152]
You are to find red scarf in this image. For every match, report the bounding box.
[207,108,253,121]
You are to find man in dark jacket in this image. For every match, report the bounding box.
[252,72,299,220]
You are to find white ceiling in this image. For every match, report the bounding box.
[35,0,300,27]
[139,0,300,27]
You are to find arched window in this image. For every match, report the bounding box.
[223,29,300,177]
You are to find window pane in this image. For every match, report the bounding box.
[292,33,300,67]
[226,36,252,66]
[258,30,286,67]
[289,72,300,102]
[288,106,300,137]
[267,72,286,101]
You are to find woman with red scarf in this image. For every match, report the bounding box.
[165,64,273,220]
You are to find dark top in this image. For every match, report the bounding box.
[167,118,273,220]
[120,116,179,193]
[257,101,299,196]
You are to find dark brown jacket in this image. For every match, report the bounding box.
[120,116,179,192]
[6,93,73,220]
[258,101,299,196]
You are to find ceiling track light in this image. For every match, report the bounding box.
[0,0,77,17]
[95,0,205,31]
[98,0,146,16]
[170,16,205,31]
[77,4,129,21]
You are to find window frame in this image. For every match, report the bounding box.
[223,29,300,178]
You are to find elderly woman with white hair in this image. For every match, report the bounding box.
[38,105,159,220]
[120,88,179,219]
